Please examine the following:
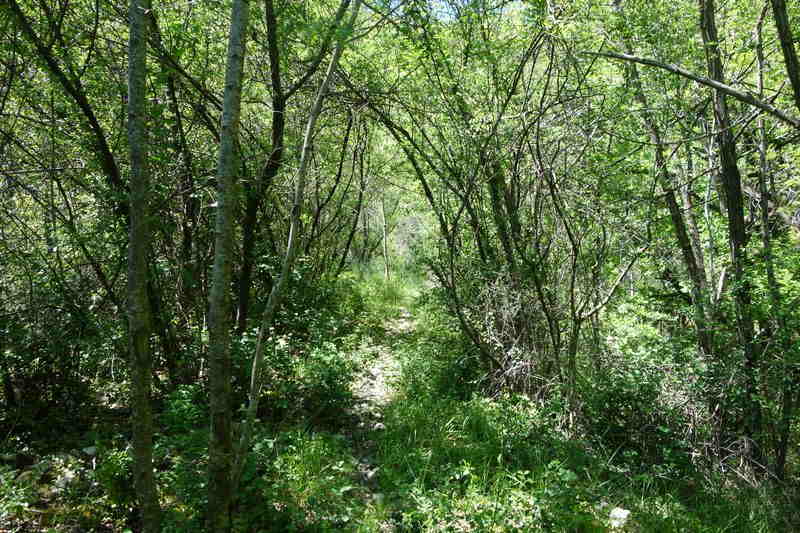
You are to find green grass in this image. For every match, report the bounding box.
[347,290,797,532]
[2,269,797,532]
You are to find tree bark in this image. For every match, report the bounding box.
[126,0,160,529]
[699,0,762,463]
[770,0,800,113]
[681,147,708,293]
[207,0,250,530]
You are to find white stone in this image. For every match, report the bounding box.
[609,507,630,528]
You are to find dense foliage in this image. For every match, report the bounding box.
[1,0,800,530]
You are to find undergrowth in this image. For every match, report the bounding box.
[1,269,797,531]
[356,293,798,532]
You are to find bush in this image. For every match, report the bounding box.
[395,296,484,401]
[162,384,206,432]
[243,336,359,424]
[580,358,693,476]
[96,447,135,508]
[245,429,367,531]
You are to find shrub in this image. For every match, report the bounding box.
[248,429,367,531]
[580,358,692,476]
[162,383,206,432]
[95,447,135,508]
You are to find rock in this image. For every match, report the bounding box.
[54,468,76,489]
[609,507,630,528]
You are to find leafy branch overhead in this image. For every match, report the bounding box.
[588,50,800,129]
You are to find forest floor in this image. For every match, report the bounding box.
[2,279,798,532]
[346,307,413,529]
[351,307,410,414]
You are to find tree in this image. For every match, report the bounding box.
[206,0,250,529]
[698,0,762,462]
[233,0,362,492]
[770,0,800,113]
[126,0,160,529]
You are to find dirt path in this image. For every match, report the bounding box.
[348,308,413,496]
[352,307,414,412]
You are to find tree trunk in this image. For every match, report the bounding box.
[756,11,793,479]
[381,194,390,280]
[770,0,800,113]
[232,0,361,492]
[336,140,366,276]
[207,0,250,530]
[623,48,712,356]
[126,0,160,529]
[699,0,762,463]
[236,0,285,333]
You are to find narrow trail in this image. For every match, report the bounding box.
[348,307,414,501]
[352,308,412,409]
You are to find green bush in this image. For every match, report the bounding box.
[243,337,359,424]
[0,464,36,518]
[580,361,692,475]
[95,447,135,508]
[245,429,367,531]
[162,384,206,432]
[295,342,358,420]
[395,296,484,401]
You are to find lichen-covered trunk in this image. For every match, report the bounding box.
[207,0,250,530]
[126,0,160,530]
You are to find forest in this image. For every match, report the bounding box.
[1,0,800,531]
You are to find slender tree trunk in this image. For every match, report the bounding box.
[126,0,160,529]
[487,161,517,269]
[615,1,712,356]
[336,140,366,276]
[232,0,361,491]
[236,0,285,332]
[642,100,710,354]
[207,0,250,530]
[756,11,793,479]
[381,194,390,280]
[699,0,762,463]
[682,147,708,292]
[770,0,800,113]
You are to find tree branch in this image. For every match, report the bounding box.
[586,51,800,129]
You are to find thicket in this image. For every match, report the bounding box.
[2,0,800,530]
